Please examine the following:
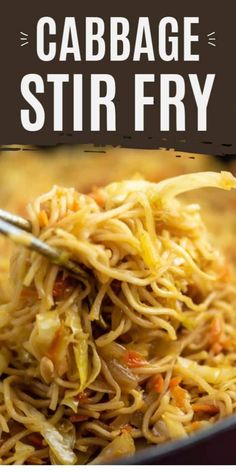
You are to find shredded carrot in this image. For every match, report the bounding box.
[171,385,186,408]
[219,263,231,282]
[211,342,223,355]
[221,338,233,350]
[38,210,49,228]
[192,403,219,414]
[211,317,223,339]
[69,414,89,423]
[169,376,182,390]
[123,351,146,368]
[152,374,164,393]
[72,200,80,212]
[89,187,105,208]
[208,317,231,355]
[27,433,43,448]
[190,421,202,431]
[209,317,223,345]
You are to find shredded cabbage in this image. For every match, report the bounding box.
[177,357,236,384]
[162,412,188,439]
[39,422,77,465]
[66,309,89,390]
[90,432,135,464]
[29,310,60,358]
[73,340,88,391]
[13,441,34,464]
[140,230,159,271]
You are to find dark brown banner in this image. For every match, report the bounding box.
[0,0,235,154]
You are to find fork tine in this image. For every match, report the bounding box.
[0,218,85,278]
[0,209,32,232]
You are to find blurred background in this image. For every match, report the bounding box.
[1,145,236,301]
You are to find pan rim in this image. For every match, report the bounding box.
[114,413,236,464]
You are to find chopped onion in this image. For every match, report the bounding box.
[107,359,138,391]
[99,342,127,360]
[177,357,236,384]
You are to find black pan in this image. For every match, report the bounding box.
[115,414,236,464]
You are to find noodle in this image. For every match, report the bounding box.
[0,171,236,464]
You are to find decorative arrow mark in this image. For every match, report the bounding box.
[207,32,216,47]
[20,32,29,47]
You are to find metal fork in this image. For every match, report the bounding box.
[0,209,85,277]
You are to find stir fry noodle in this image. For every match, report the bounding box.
[0,171,236,464]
